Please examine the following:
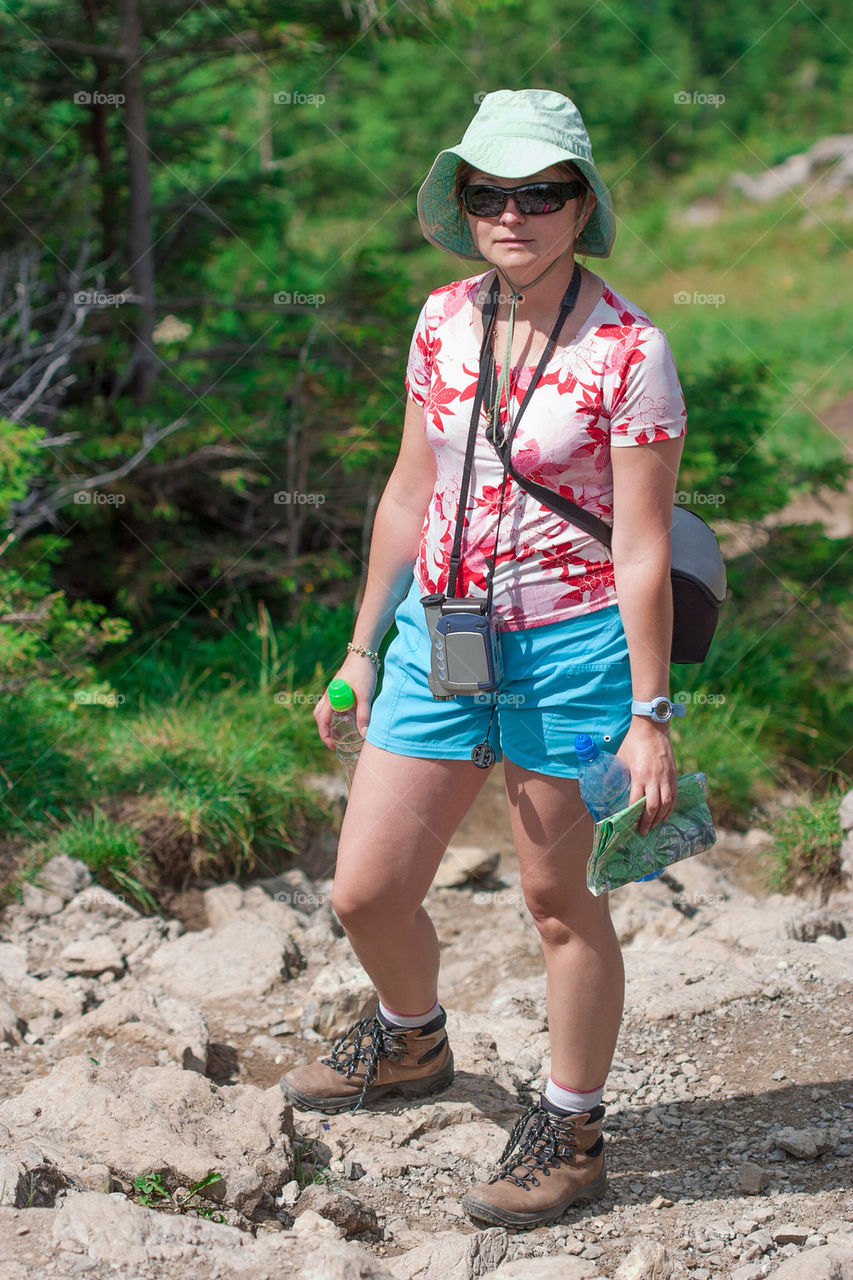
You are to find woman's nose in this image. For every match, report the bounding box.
[500,196,525,223]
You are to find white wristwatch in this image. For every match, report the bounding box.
[631,696,687,724]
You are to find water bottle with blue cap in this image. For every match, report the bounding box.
[575,734,664,881]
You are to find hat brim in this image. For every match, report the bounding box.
[417,141,615,260]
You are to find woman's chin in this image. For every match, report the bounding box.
[486,242,539,266]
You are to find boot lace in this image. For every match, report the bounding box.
[321,1015,409,1112]
[488,1104,578,1189]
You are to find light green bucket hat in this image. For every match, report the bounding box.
[417,88,616,260]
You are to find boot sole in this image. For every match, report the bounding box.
[280,1049,455,1115]
[461,1166,607,1229]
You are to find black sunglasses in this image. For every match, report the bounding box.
[461,180,587,217]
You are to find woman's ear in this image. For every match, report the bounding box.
[574,189,596,244]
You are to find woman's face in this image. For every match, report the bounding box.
[463,164,593,272]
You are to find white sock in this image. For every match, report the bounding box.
[544,1074,604,1113]
[377,998,441,1028]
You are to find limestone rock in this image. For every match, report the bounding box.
[737,1161,771,1193]
[254,868,327,913]
[767,1245,853,1278]
[840,788,853,833]
[0,1053,294,1215]
[119,917,180,969]
[302,771,348,807]
[34,855,93,902]
[58,936,125,979]
[774,1126,834,1159]
[0,942,29,988]
[295,1184,379,1236]
[622,939,780,1020]
[300,959,376,1039]
[433,845,500,888]
[292,1207,344,1239]
[786,910,847,943]
[65,885,139,919]
[0,994,25,1045]
[484,1259,607,1279]
[772,1224,810,1245]
[55,986,209,1072]
[0,1139,84,1207]
[10,973,93,1023]
[615,1239,674,1278]
[203,882,306,934]
[141,916,300,1007]
[21,882,65,917]
[841,834,853,883]
[204,881,244,929]
[50,1190,302,1277]
[300,1241,397,1279]
[391,1227,509,1280]
[730,135,853,202]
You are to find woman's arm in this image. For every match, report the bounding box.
[314,394,437,747]
[610,434,684,833]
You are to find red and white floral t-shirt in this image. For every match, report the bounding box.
[405,269,686,632]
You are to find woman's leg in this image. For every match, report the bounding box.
[331,741,493,1013]
[503,759,624,1090]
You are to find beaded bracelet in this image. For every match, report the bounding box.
[346,641,381,671]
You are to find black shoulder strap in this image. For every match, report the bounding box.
[483,310,614,550]
[447,273,500,598]
[489,447,614,549]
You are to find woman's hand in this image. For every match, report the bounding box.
[615,718,678,835]
[313,653,378,750]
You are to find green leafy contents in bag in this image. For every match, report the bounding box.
[586,772,716,896]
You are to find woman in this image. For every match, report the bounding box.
[282,88,686,1229]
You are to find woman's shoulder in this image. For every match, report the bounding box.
[418,269,492,325]
[591,278,661,335]
[586,278,679,377]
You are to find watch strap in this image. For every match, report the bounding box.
[631,697,687,720]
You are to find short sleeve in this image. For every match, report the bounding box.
[609,326,686,446]
[404,299,433,406]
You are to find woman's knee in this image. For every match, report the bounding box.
[331,872,416,930]
[522,886,613,947]
[331,880,383,929]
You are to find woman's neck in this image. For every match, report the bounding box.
[492,252,582,326]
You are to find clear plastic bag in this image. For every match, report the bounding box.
[586,771,716,896]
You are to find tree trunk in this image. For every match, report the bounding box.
[81,0,118,262]
[118,0,157,403]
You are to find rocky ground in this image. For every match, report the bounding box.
[0,773,851,1280]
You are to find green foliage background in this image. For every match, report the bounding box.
[1,0,851,896]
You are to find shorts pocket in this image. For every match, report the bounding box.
[388,580,431,660]
[507,605,628,682]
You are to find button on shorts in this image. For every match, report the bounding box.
[364,578,633,778]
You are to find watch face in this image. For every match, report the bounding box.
[653,699,672,721]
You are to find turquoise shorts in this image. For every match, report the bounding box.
[365,578,633,778]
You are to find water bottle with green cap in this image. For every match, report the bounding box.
[328,677,364,791]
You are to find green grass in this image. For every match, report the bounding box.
[293,1135,341,1190]
[33,807,158,913]
[762,790,846,893]
[599,176,853,458]
[130,1170,225,1221]
[95,596,356,706]
[4,679,335,911]
[669,694,779,827]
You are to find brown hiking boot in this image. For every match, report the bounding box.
[461,1098,607,1229]
[279,1008,454,1114]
